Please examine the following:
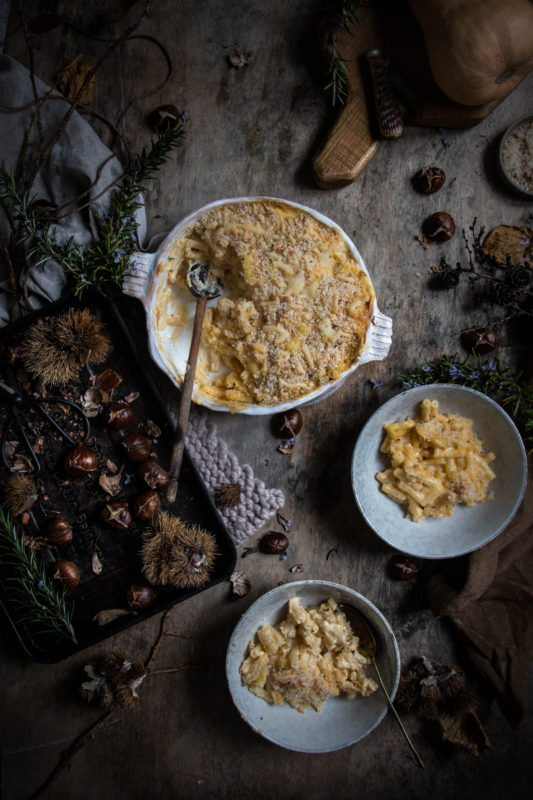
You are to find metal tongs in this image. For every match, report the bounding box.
[0,377,90,473]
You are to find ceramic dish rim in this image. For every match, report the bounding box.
[145,195,392,415]
[225,578,400,753]
[351,383,528,560]
[497,114,533,200]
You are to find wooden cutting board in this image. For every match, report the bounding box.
[312,4,500,189]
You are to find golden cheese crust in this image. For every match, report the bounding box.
[156,200,374,407]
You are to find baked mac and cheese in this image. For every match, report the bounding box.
[155,200,374,407]
[376,398,496,522]
[239,597,377,713]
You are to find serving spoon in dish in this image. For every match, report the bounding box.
[339,602,425,768]
[166,261,223,503]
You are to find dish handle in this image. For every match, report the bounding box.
[122,251,157,305]
[359,305,393,365]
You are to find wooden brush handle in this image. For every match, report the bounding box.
[166,295,208,503]
[365,49,403,140]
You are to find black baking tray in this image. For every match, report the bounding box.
[0,294,237,662]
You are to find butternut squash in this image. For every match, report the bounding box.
[408,0,533,107]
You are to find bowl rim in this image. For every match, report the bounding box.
[225,578,400,753]
[497,114,533,200]
[351,383,528,559]
[146,195,392,415]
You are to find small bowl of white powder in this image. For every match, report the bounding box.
[498,115,533,200]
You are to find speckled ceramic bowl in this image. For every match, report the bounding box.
[122,197,392,415]
[226,580,399,753]
[497,114,533,200]
[351,384,527,559]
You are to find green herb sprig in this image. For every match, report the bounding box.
[323,1,367,106]
[0,124,185,298]
[399,353,533,453]
[0,507,77,644]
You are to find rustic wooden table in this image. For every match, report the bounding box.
[1,2,532,799]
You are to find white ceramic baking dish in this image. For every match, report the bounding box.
[122,197,393,415]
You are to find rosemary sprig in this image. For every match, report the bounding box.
[0,507,77,644]
[0,124,185,298]
[399,353,533,453]
[323,1,367,106]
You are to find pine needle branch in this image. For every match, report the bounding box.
[0,124,185,298]
[399,352,533,453]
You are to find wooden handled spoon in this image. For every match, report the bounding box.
[339,602,425,768]
[166,261,222,503]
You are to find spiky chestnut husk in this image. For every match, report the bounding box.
[140,512,216,589]
[80,652,146,709]
[3,475,39,515]
[21,308,111,385]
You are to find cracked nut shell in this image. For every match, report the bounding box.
[388,554,420,581]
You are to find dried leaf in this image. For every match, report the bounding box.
[482,225,533,268]
[417,233,431,249]
[106,459,119,474]
[10,454,33,473]
[144,419,162,438]
[98,465,124,497]
[91,551,103,575]
[230,570,251,597]
[94,369,122,392]
[56,54,95,105]
[124,391,139,403]
[278,438,294,455]
[289,563,304,573]
[92,609,131,626]
[228,49,254,69]
[437,710,491,757]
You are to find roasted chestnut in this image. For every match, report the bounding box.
[120,432,151,463]
[423,212,455,242]
[131,490,160,521]
[65,444,98,477]
[101,501,133,530]
[271,409,303,439]
[461,327,498,355]
[45,518,73,546]
[412,166,446,194]
[104,401,134,430]
[52,559,80,589]
[138,461,170,491]
[260,531,289,554]
[148,104,180,132]
[127,582,156,611]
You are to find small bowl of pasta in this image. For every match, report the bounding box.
[226,580,400,753]
[351,384,527,559]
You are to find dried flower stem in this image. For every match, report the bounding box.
[147,665,206,676]
[27,710,116,800]
[24,1,151,191]
[144,607,172,669]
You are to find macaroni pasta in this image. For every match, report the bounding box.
[376,399,496,521]
[239,597,377,713]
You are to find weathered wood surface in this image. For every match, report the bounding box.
[1,2,532,798]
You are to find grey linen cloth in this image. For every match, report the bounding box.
[0,54,146,324]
